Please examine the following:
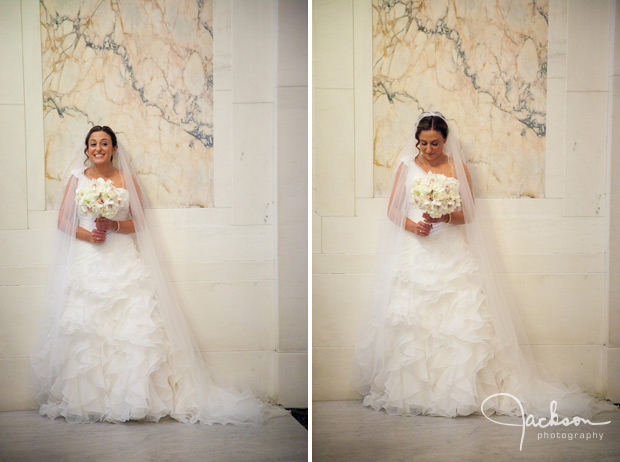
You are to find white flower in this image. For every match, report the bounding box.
[411,172,462,219]
[75,178,128,219]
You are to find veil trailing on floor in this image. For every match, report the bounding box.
[351,111,618,419]
[30,133,288,425]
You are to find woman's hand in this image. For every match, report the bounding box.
[422,212,449,224]
[94,217,118,232]
[90,228,107,244]
[413,220,433,237]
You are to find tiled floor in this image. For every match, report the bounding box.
[313,400,620,462]
[0,410,307,462]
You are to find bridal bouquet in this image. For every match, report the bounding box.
[412,172,462,219]
[75,178,128,219]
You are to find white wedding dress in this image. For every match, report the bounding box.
[34,168,285,424]
[360,161,617,418]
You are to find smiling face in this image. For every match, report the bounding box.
[417,129,446,162]
[86,130,117,166]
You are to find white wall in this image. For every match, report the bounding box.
[313,0,620,402]
[275,0,309,407]
[0,0,308,411]
[606,0,620,403]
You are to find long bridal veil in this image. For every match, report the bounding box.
[352,112,618,419]
[30,134,288,425]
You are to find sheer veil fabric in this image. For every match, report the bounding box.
[30,136,288,425]
[351,112,618,419]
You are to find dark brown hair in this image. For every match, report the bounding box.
[415,116,448,152]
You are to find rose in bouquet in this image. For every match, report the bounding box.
[75,177,128,219]
[412,172,462,219]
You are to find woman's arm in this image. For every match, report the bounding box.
[94,217,135,234]
[94,175,142,235]
[57,176,108,243]
[423,162,474,226]
[387,163,433,236]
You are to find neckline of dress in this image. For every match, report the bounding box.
[413,155,456,179]
[82,167,128,191]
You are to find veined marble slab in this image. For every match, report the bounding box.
[373,0,548,198]
[41,0,214,208]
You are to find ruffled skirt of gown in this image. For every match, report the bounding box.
[361,225,616,418]
[34,232,284,424]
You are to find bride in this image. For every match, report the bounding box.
[352,112,619,419]
[30,125,287,425]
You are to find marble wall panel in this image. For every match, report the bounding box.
[213,0,232,91]
[278,353,309,408]
[537,345,607,394]
[27,208,233,229]
[312,346,359,400]
[232,103,273,225]
[313,0,354,89]
[0,359,37,411]
[0,286,45,357]
[202,351,276,399]
[165,260,273,282]
[0,230,56,266]
[0,261,267,287]
[313,274,372,347]
[0,106,28,229]
[609,76,620,347]
[566,0,610,92]
[564,92,608,216]
[315,89,355,216]
[0,266,48,287]
[544,77,566,198]
[23,0,47,212]
[474,197,563,217]
[534,345,604,395]
[505,273,605,345]
[607,348,620,401]
[547,0,567,79]
[485,216,606,254]
[213,90,233,206]
[312,252,605,276]
[231,0,273,103]
[274,0,309,389]
[353,196,581,219]
[277,0,309,88]
[312,254,376,275]
[174,280,275,351]
[156,225,273,262]
[41,0,214,208]
[615,1,620,77]
[0,0,24,104]
[321,215,606,255]
[313,211,322,253]
[373,0,548,198]
[277,87,308,352]
[496,253,604,274]
[354,0,375,199]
